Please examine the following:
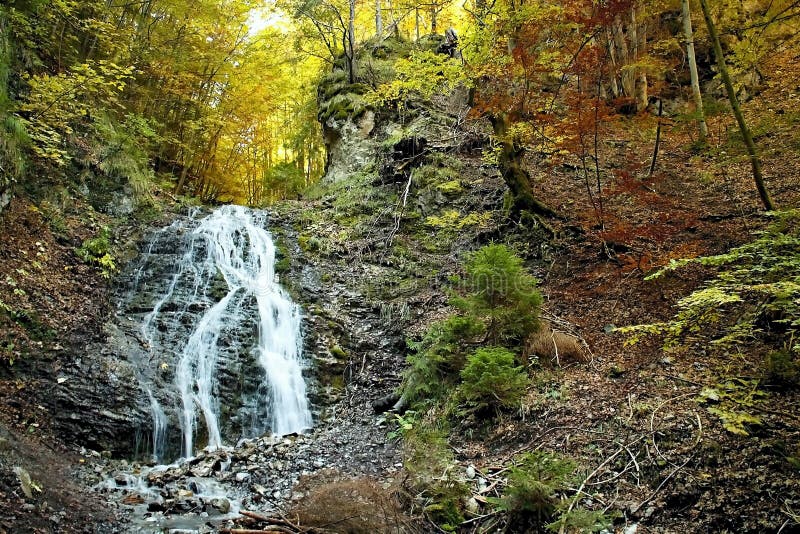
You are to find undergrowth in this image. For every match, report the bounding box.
[620,209,800,355]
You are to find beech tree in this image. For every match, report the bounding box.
[681,0,707,141]
[699,0,774,211]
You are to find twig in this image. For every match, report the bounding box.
[459,511,501,526]
[387,173,413,247]
[221,528,295,534]
[632,412,703,514]
[551,330,560,367]
[626,393,635,423]
[630,454,694,514]
[649,393,697,467]
[623,442,641,487]
[556,442,632,534]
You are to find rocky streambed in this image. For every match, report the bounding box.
[94,419,400,532]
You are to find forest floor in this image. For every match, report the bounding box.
[0,197,122,532]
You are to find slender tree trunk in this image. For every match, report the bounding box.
[631,6,648,111]
[682,0,708,141]
[376,0,383,38]
[605,29,621,98]
[649,98,663,178]
[699,0,774,210]
[348,0,357,83]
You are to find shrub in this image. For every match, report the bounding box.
[491,451,612,532]
[452,244,542,346]
[402,315,484,406]
[459,347,528,411]
[620,209,800,355]
[367,50,465,109]
[499,452,577,521]
[400,245,541,409]
[289,470,404,533]
[76,226,117,277]
[526,324,586,367]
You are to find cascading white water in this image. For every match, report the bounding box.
[146,388,168,462]
[131,205,311,459]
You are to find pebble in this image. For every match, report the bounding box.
[465,465,476,479]
[465,497,479,514]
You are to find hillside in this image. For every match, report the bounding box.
[0,1,799,533]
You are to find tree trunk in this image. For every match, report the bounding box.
[348,0,357,83]
[699,0,774,211]
[631,6,648,111]
[375,0,383,38]
[682,0,708,141]
[605,29,621,98]
[613,15,634,98]
[489,114,557,217]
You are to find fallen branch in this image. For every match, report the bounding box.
[630,454,694,514]
[233,511,305,533]
[556,441,636,534]
[221,528,295,534]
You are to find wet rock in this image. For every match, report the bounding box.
[209,497,230,514]
[147,501,165,512]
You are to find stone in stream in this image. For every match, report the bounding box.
[209,497,231,514]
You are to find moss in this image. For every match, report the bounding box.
[298,234,321,252]
[328,373,345,390]
[424,498,464,532]
[317,78,372,124]
[329,345,347,359]
[414,162,460,188]
[425,210,492,230]
[274,238,291,274]
[435,180,463,195]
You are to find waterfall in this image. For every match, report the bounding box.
[124,206,311,460]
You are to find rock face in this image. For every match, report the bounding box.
[83,39,512,531]
[52,205,315,462]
